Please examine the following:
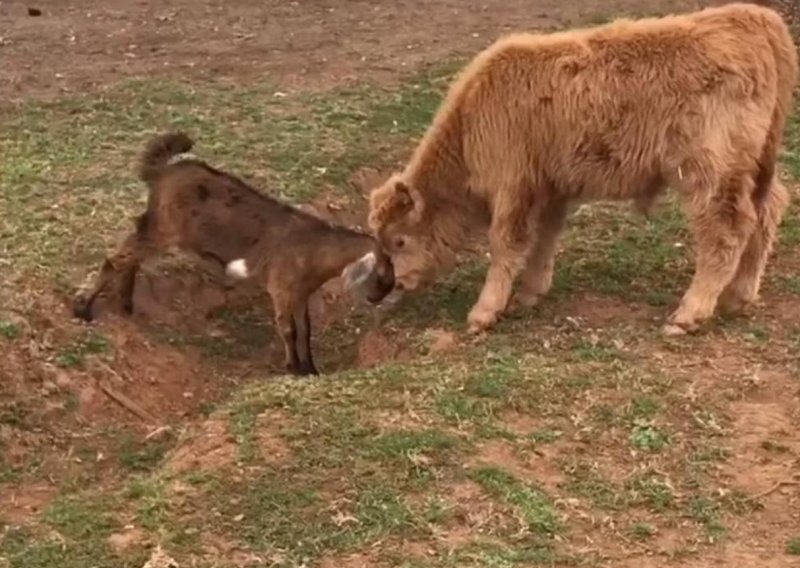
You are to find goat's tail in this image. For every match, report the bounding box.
[138,132,195,183]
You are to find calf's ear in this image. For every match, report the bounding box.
[341,251,377,290]
[368,176,425,230]
[394,180,425,224]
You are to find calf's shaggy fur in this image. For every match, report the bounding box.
[368,3,798,334]
[74,133,395,376]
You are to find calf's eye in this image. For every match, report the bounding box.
[394,237,405,249]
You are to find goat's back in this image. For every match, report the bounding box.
[144,161,320,266]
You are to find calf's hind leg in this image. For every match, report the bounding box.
[514,197,569,308]
[718,179,789,313]
[666,173,757,334]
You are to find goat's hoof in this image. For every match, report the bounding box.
[72,296,94,322]
[297,365,319,377]
[287,363,318,377]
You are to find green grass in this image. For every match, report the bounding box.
[229,399,269,463]
[470,467,560,538]
[630,422,671,452]
[630,522,657,540]
[628,473,675,513]
[123,478,171,531]
[43,496,118,539]
[686,496,727,540]
[565,463,628,511]
[118,431,176,472]
[54,330,111,368]
[0,321,22,340]
[787,536,800,556]
[3,22,800,568]
[784,105,800,179]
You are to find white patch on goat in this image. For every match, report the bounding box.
[341,251,377,289]
[167,152,198,165]
[226,259,249,279]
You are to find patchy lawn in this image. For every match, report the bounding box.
[1,3,800,568]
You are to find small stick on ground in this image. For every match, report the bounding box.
[754,480,800,499]
[98,381,157,425]
[144,425,173,441]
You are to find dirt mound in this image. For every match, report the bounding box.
[166,418,238,474]
[357,328,404,368]
[468,439,565,493]
[255,411,292,465]
[0,481,58,525]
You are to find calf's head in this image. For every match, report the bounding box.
[367,175,456,292]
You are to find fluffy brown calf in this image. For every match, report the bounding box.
[73,133,395,376]
[368,3,797,335]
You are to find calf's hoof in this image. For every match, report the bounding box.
[511,290,543,310]
[467,305,499,335]
[662,310,703,337]
[661,323,688,337]
[717,293,758,316]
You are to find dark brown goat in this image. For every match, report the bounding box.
[73,133,395,376]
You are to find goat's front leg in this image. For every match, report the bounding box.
[468,196,534,334]
[267,283,301,375]
[293,300,318,376]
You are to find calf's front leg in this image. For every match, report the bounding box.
[468,196,534,333]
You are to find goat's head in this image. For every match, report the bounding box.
[367,174,457,293]
[341,247,396,304]
[72,257,135,322]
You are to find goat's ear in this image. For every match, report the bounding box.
[341,251,377,290]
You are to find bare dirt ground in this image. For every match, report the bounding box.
[1,0,799,566]
[0,0,709,104]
